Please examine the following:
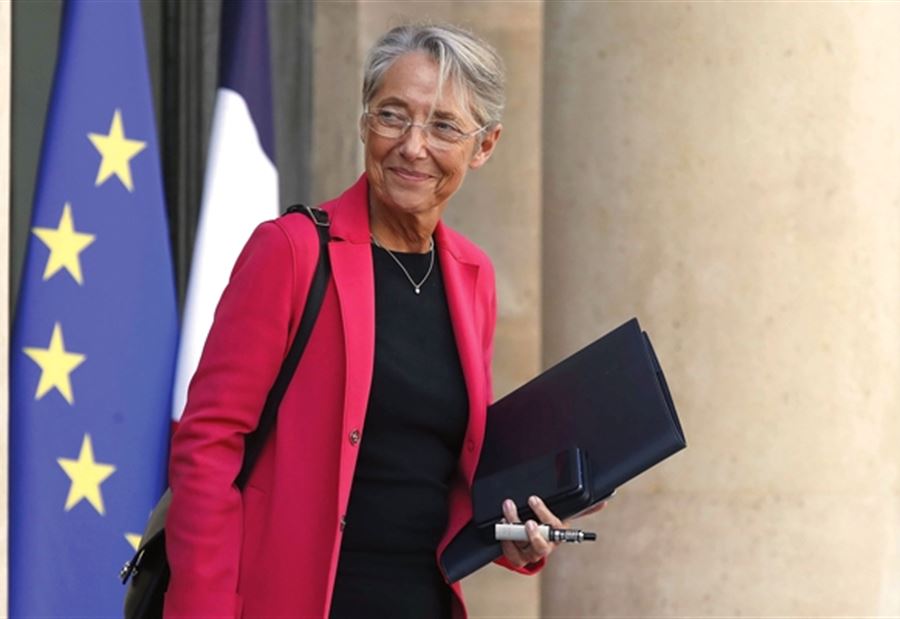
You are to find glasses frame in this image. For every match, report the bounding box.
[362,108,488,149]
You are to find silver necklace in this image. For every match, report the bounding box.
[371,232,435,295]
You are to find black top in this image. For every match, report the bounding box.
[329,242,469,619]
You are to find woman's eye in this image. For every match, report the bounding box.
[377,110,405,124]
[433,121,461,134]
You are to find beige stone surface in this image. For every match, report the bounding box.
[311,1,365,204]
[542,3,900,616]
[545,492,900,617]
[314,3,544,616]
[1,2,10,614]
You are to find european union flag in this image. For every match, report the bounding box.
[9,0,177,615]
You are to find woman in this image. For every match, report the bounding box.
[164,23,591,619]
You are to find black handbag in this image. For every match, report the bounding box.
[120,206,332,619]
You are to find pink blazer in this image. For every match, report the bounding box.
[164,175,537,618]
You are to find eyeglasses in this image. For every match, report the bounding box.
[363,109,486,149]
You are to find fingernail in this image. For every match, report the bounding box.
[504,499,514,511]
[526,520,537,531]
[528,495,539,506]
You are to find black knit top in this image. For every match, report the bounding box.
[329,242,469,619]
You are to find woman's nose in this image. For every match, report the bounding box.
[398,125,429,159]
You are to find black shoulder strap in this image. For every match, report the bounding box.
[236,205,331,489]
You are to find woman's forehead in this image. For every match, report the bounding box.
[371,52,469,117]
[374,95,465,119]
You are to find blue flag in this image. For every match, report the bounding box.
[9,0,177,615]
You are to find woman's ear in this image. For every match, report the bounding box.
[469,123,503,170]
[359,114,367,144]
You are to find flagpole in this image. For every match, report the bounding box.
[1,1,12,614]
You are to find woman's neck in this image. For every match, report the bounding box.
[369,206,439,253]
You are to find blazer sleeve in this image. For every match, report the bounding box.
[163,220,316,617]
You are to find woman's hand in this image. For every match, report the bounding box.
[498,495,607,568]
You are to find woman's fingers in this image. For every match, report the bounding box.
[499,497,561,565]
[500,499,540,566]
[500,539,528,566]
[527,495,564,529]
[524,520,552,556]
[498,495,610,567]
[500,526,546,567]
[502,498,521,524]
[501,494,607,566]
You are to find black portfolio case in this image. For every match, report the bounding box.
[440,318,686,582]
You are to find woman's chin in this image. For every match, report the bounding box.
[381,189,437,216]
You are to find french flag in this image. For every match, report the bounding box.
[171,0,278,423]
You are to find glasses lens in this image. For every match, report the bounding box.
[368,111,404,139]
[428,122,465,145]
[424,132,458,150]
[365,111,473,149]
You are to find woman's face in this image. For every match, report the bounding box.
[363,51,501,222]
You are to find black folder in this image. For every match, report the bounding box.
[440,318,686,582]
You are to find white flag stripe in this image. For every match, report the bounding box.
[171,88,278,422]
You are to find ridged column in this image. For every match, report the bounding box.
[542,3,900,616]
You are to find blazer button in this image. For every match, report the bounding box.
[349,429,361,445]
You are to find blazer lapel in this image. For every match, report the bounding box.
[324,176,376,507]
[437,233,485,488]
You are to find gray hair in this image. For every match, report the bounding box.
[362,24,506,128]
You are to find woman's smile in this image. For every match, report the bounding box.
[389,166,434,183]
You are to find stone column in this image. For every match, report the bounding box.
[313,2,544,616]
[542,3,900,616]
[311,1,364,205]
[1,2,10,613]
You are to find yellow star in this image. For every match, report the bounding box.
[125,533,142,551]
[57,434,116,515]
[22,322,86,405]
[31,203,96,284]
[87,109,146,192]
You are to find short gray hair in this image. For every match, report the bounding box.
[362,24,506,128]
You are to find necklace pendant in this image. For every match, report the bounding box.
[415,287,421,295]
